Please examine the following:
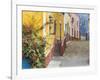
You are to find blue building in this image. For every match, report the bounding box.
[78,13,89,40]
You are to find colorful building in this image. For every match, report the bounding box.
[64,13,71,40]
[22,11,65,68]
[63,13,80,40]
[22,11,80,68]
[78,13,89,40]
[69,13,80,40]
[44,12,64,65]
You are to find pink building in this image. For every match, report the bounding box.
[69,13,80,40]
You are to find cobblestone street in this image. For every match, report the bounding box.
[48,40,89,67]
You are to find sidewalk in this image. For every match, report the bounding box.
[48,40,89,68]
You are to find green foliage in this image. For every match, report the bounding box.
[22,21,51,68]
[22,25,46,68]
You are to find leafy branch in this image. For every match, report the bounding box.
[22,22,51,68]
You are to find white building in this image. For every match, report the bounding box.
[64,13,80,40]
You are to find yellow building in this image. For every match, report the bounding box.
[22,11,64,67]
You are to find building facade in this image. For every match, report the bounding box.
[22,11,80,68]
[69,13,80,40]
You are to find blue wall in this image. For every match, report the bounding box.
[78,13,89,36]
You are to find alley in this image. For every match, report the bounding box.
[48,40,89,67]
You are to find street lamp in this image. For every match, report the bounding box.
[49,15,53,24]
[49,15,54,34]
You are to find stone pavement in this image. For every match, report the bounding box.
[48,40,89,68]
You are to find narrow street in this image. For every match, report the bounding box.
[48,40,89,67]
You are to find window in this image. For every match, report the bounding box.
[65,24,67,35]
[72,28,73,35]
[77,21,78,26]
[77,31,78,37]
[74,30,76,37]
[71,17,74,24]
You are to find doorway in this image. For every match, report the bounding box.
[54,23,62,56]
